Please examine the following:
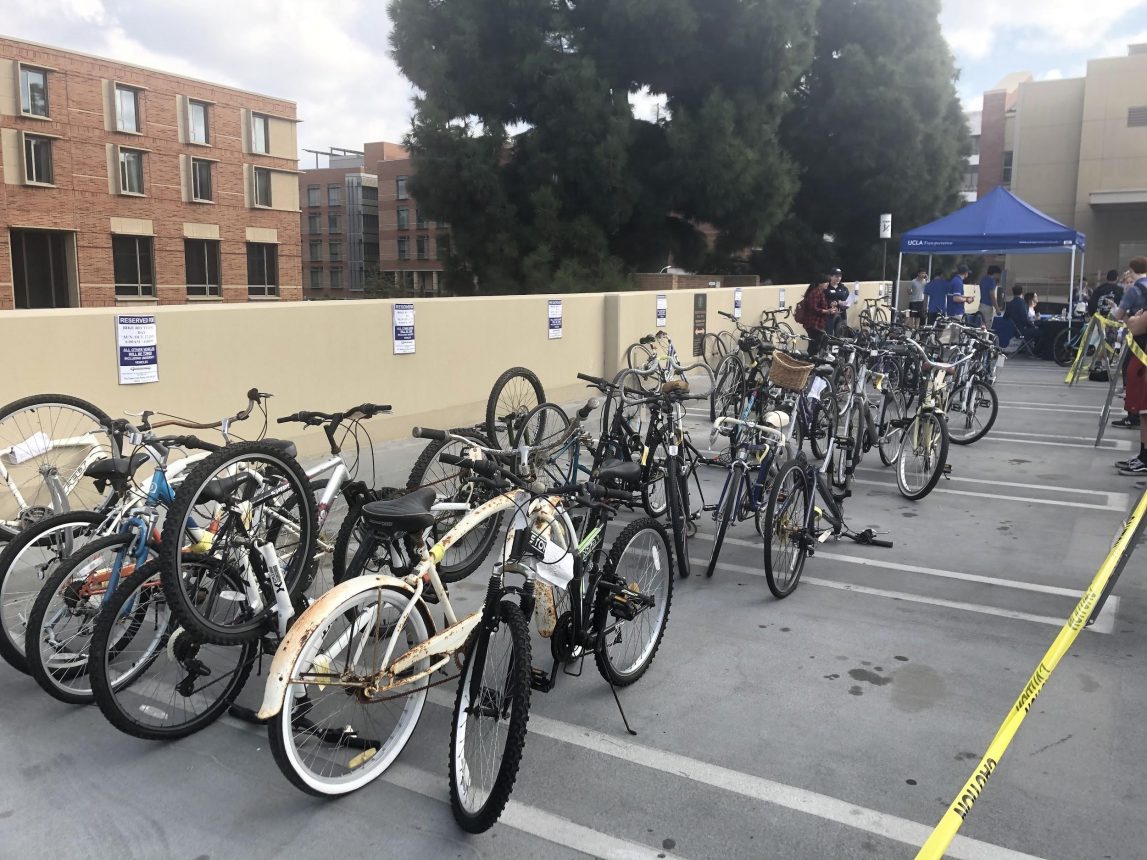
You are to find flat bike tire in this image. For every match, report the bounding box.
[761,460,810,599]
[485,367,545,450]
[895,412,949,501]
[705,470,741,579]
[664,455,691,578]
[949,381,998,445]
[449,600,531,833]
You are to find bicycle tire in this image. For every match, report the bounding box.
[1052,329,1075,367]
[877,392,905,467]
[711,354,746,423]
[664,455,691,578]
[24,532,138,704]
[485,367,545,450]
[702,333,726,369]
[593,517,673,685]
[705,470,741,579]
[269,582,433,797]
[798,387,837,462]
[405,428,503,582]
[640,441,669,518]
[449,600,531,833]
[0,394,121,542]
[0,510,103,673]
[948,380,998,445]
[896,412,949,501]
[159,441,317,646]
[89,558,257,740]
[761,460,810,598]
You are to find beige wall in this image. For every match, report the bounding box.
[0,282,883,458]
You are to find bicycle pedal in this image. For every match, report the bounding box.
[817,530,832,544]
[529,666,556,693]
[942,463,953,474]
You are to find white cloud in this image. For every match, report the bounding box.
[2,0,417,159]
[941,0,1145,59]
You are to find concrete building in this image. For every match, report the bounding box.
[0,36,301,309]
[299,148,378,298]
[962,109,981,203]
[975,48,1147,295]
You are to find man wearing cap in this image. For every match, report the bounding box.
[825,268,849,335]
[977,266,1001,329]
[948,264,974,318]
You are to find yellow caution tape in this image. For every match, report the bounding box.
[916,487,1147,859]
[1063,314,1147,384]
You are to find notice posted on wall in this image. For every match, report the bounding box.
[778,288,786,308]
[548,299,563,339]
[393,303,415,354]
[115,314,158,385]
[733,288,743,319]
[656,293,667,327]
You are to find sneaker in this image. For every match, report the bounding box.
[1118,457,1147,475]
[1115,459,1130,470]
[1111,417,1140,428]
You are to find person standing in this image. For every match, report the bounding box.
[1088,269,1124,317]
[947,264,974,319]
[977,265,1001,329]
[1112,259,1147,431]
[796,275,837,356]
[907,269,927,326]
[825,268,849,335]
[924,271,951,325]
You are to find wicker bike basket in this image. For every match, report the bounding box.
[770,352,814,392]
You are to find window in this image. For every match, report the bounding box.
[416,209,427,229]
[119,148,145,195]
[309,269,323,290]
[329,240,342,262]
[961,168,978,193]
[328,213,341,232]
[20,66,49,117]
[251,113,269,154]
[968,136,980,157]
[1129,106,1147,128]
[362,185,378,202]
[191,158,213,202]
[329,269,342,290]
[307,185,320,207]
[396,207,409,230]
[113,235,155,297]
[23,135,53,184]
[397,236,409,260]
[188,100,210,144]
[246,242,278,297]
[328,184,342,206]
[184,239,221,297]
[396,176,409,199]
[437,233,450,261]
[115,85,141,133]
[309,240,322,261]
[253,167,272,207]
[416,235,429,260]
[1002,151,1014,186]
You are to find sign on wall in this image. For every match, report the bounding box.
[656,293,667,327]
[879,213,892,240]
[692,293,707,357]
[115,314,158,385]
[733,288,743,319]
[393,303,415,354]
[778,288,786,309]
[548,299,563,339]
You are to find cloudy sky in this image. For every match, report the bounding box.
[4,0,1147,161]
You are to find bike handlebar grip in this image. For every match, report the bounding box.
[718,310,735,320]
[577,372,610,388]
[411,427,446,441]
[276,412,302,424]
[247,387,261,402]
[577,399,598,421]
[870,538,893,548]
[439,453,467,467]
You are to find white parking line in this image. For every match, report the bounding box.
[999,401,1100,412]
[854,467,1126,504]
[978,435,1130,451]
[849,478,1127,510]
[981,429,1117,444]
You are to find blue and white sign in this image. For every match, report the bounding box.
[548,299,563,339]
[393,303,415,354]
[656,293,667,327]
[778,288,786,309]
[115,314,158,385]
[733,288,743,319]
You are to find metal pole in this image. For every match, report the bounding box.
[895,251,904,313]
[927,255,933,279]
[1068,246,1077,338]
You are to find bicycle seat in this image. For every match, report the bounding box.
[661,380,690,395]
[84,452,149,481]
[596,458,642,486]
[814,364,836,376]
[261,438,298,460]
[361,487,437,533]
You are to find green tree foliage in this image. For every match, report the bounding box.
[389,0,816,293]
[762,0,970,282]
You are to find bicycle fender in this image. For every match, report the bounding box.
[255,574,420,720]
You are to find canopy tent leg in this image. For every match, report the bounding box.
[927,255,933,279]
[895,252,903,314]
[1068,245,1077,338]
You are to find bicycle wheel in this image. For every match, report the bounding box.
[269,583,432,796]
[0,394,121,541]
[896,412,949,500]
[639,440,669,518]
[24,532,141,704]
[876,392,906,467]
[89,558,256,739]
[773,322,796,349]
[0,510,103,673]
[594,518,673,685]
[760,460,810,599]
[159,442,317,646]
[711,354,746,422]
[718,331,738,357]
[449,600,531,833]
[1052,329,1075,367]
[948,380,998,445]
[705,470,742,579]
[485,367,545,450]
[831,365,854,413]
[514,403,573,488]
[404,429,503,583]
[701,333,726,369]
[796,388,837,462]
[625,342,656,373]
[664,455,691,578]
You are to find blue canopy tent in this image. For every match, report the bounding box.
[896,186,1086,333]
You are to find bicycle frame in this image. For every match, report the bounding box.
[0,432,111,530]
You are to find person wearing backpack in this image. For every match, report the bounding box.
[795,274,837,356]
[1111,257,1147,441]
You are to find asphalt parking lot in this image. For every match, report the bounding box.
[2,357,1145,860]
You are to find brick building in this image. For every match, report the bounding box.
[299,149,378,298]
[0,36,301,309]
